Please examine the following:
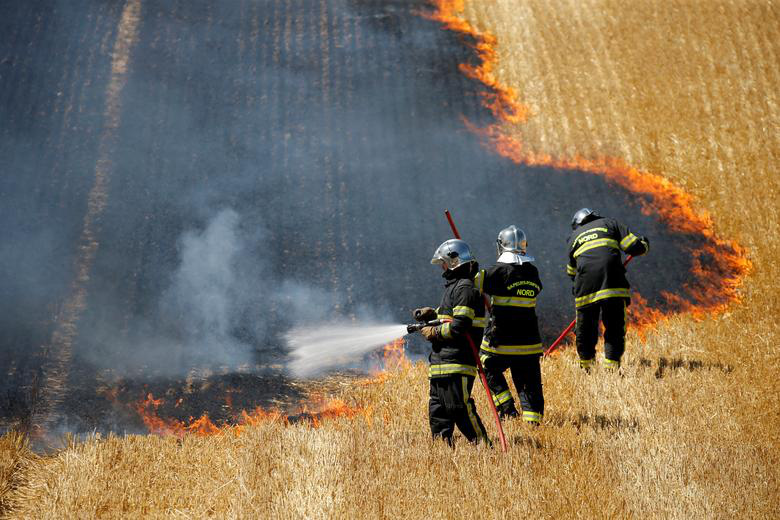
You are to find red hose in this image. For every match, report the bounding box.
[444,210,508,452]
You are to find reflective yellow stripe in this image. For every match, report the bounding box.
[491,295,536,308]
[480,343,543,355]
[474,270,485,294]
[492,390,513,406]
[579,358,594,369]
[620,233,638,250]
[463,376,488,443]
[436,314,453,320]
[575,288,631,308]
[440,322,452,339]
[604,358,620,369]
[472,317,487,328]
[453,306,475,319]
[573,227,608,245]
[573,238,619,258]
[522,411,542,423]
[566,264,577,276]
[428,364,477,378]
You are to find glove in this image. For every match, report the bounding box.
[413,307,437,322]
[420,326,439,342]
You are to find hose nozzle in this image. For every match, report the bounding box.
[406,319,443,334]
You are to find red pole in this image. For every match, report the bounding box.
[444,209,508,452]
[543,254,635,356]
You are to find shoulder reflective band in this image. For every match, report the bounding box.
[436,314,453,320]
[573,238,619,258]
[575,287,631,307]
[620,233,639,250]
[428,364,478,378]
[453,305,475,319]
[480,343,544,355]
[566,264,577,276]
[491,295,536,308]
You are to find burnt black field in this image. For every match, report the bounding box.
[0,0,722,434]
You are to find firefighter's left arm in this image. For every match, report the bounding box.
[439,284,478,340]
[615,220,649,256]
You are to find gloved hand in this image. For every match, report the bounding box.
[420,326,439,342]
[413,307,437,322]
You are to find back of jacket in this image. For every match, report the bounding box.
[566,217,648,308]
[428,276,485,378]
[476,262,543,355]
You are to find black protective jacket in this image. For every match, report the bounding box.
[429,266,485,378]
[475,262,543,355]
[566,217,649,309]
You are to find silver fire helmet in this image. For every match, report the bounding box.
[571,207,600,229]
[496,225,528,257]
[430,239,476,270]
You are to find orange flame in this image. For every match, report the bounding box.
[424,1,529,125]
[429,1,751,335]
[130,336,409,436]
[133,392,365,437]
[381,337,411,371]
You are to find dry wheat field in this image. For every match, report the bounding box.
[1,0,779,518]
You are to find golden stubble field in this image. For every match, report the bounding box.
[2,0,779,518]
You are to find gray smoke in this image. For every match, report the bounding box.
[76,207,353,376]
[159,208,250,368]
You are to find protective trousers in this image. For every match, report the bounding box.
[481,353,544,423]
[575,298,627,369]
[429,375,489,445]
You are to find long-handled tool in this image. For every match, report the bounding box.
[443,209,508,452]
[543,255,634,356]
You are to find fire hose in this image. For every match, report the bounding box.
[543,254,634,356]
[438,209,508,453]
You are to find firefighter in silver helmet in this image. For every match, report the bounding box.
[566,208,649,370]
[475,226,545,424]
[412,239,489,445]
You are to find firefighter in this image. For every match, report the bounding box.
[474,226,544,425]
[566,208,650,370]
[413,239,489,445]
